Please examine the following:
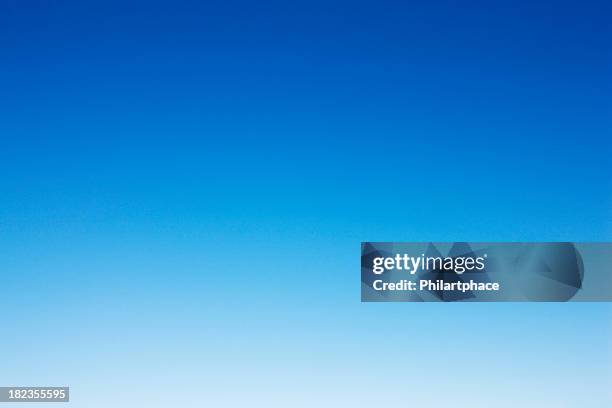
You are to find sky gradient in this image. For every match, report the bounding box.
[1,1,611,406]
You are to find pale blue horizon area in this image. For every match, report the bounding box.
[1,0,611,406]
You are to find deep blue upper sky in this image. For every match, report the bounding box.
[0,0,610,266]
[2,1,610,237]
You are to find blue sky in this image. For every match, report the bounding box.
[0,1,611,406]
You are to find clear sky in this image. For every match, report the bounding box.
[0,1,611,406]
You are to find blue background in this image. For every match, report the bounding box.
[1,1,611,406]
